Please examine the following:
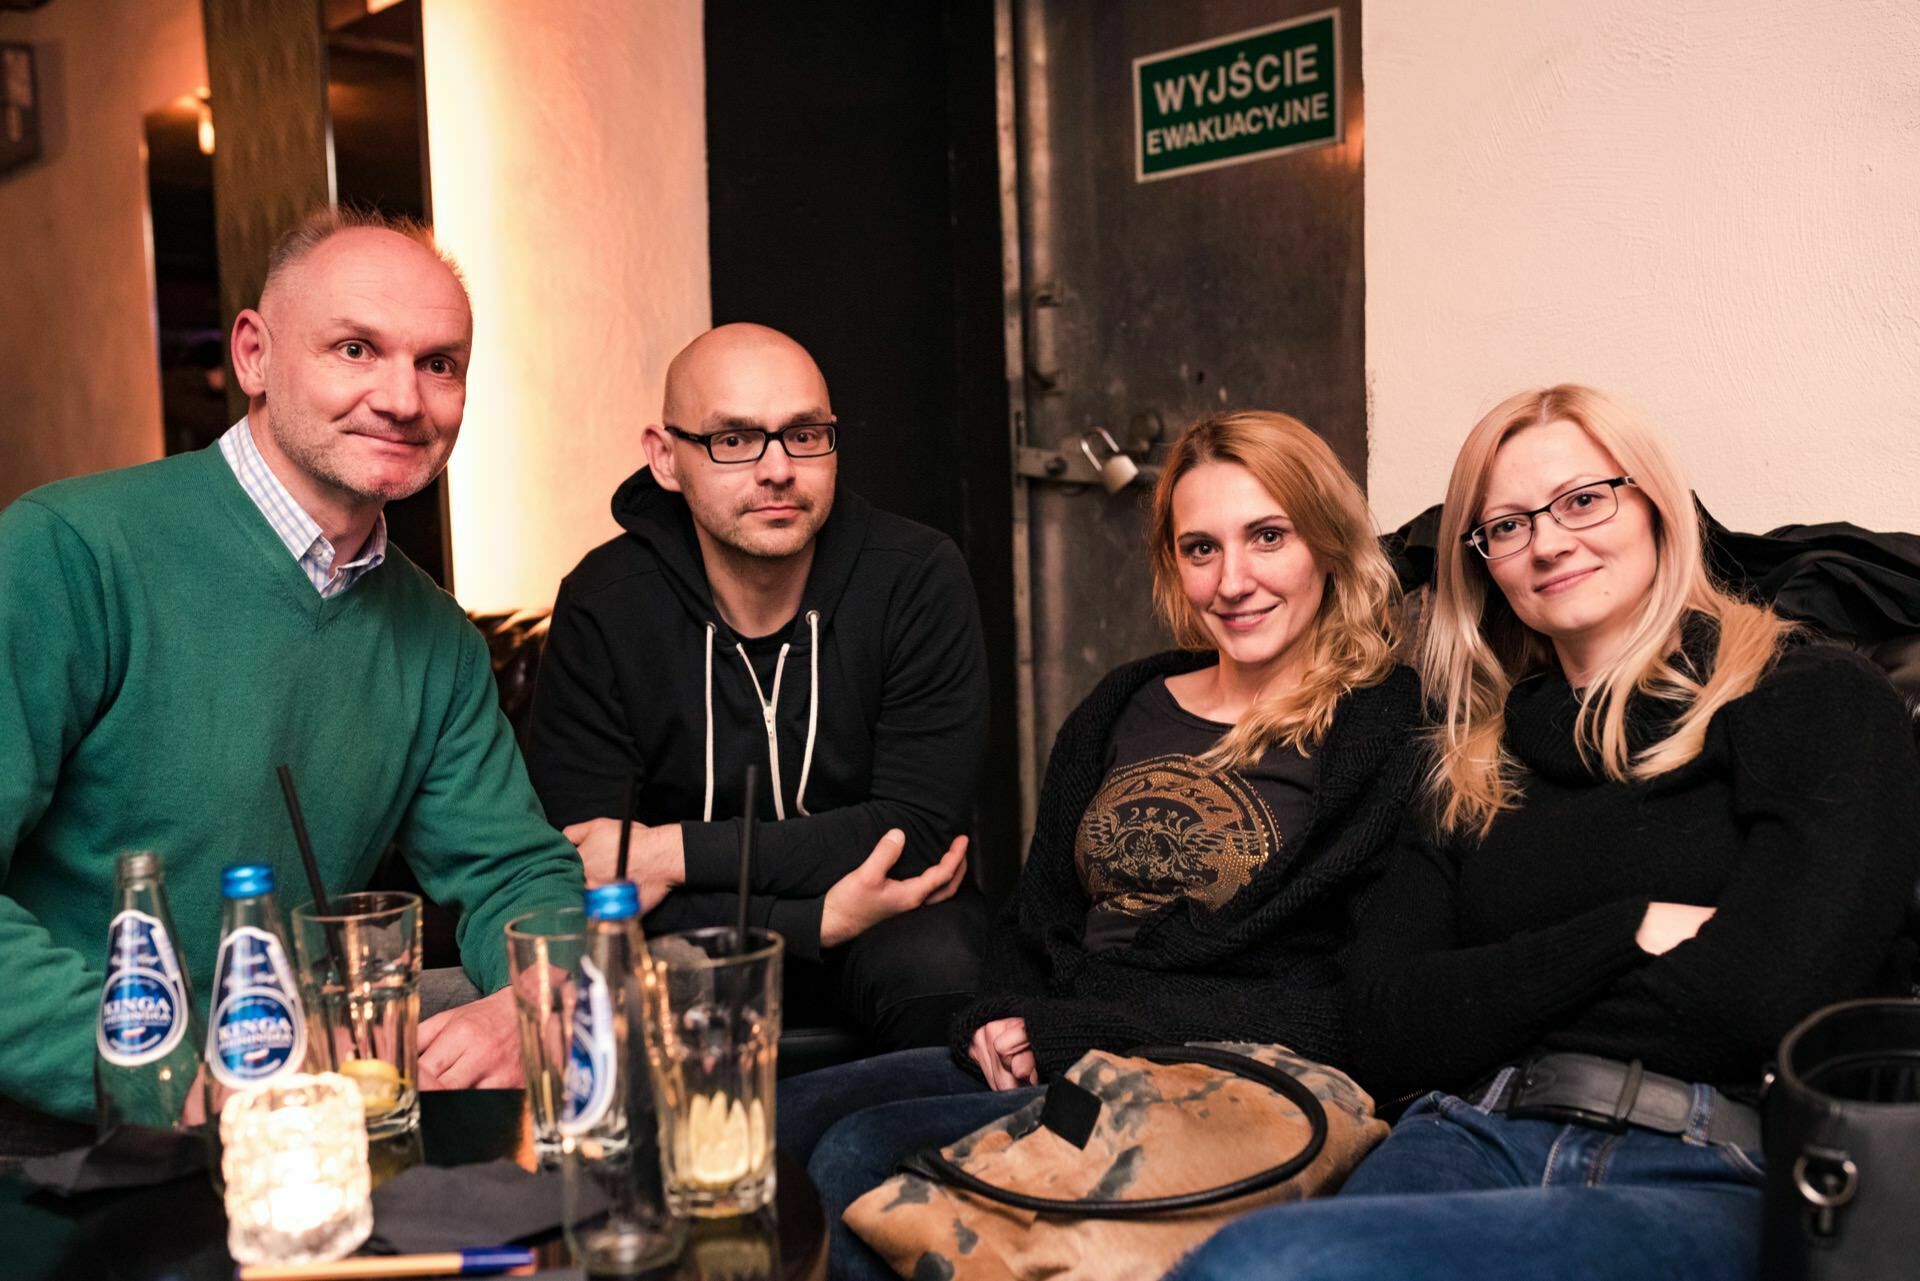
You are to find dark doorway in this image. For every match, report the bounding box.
[145,96,227,460]
[326,1,428,222]
[175,0,449,586]
[325,0,449,588]
[704,1,1020,896]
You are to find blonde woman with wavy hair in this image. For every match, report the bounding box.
[1149,410,1404,762]
[1173,388,1920,1281]
[791,412,1427,1281]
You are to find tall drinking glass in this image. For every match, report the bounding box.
[505,905,587,1166]
[290,892,421,1139]
[642,927,782,1217]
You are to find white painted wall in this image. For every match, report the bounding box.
[422,0,710,612]
[0,0,205,509]
[1364,0,1920,536]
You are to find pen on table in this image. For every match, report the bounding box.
[235,1246,537,1280]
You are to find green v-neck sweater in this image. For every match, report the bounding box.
[0,447,584,1119]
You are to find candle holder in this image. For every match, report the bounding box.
[220,1072,373,1264]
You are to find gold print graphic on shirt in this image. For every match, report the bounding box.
[1075,754,1277,918]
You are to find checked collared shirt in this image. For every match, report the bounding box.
[217,418,387,599]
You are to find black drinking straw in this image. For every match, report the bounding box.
[736,764,758,955]
[276,764,332,917]
[614,772,640,882]
[276,764,373,1060]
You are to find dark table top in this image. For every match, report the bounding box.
[0,1090,825,1281]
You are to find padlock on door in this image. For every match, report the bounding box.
[1079,428,1139,495]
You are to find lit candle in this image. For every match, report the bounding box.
[222,1073,373,1264]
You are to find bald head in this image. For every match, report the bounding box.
[662,324,830,428]
[644,322,838,566]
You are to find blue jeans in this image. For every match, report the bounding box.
[781,1047,1045,1281]
[1170,1072,1768,1281]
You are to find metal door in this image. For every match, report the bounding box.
[996,0,1366,841]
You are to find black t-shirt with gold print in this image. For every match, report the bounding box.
[1075,677,1315,951]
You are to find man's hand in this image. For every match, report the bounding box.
[968,1016,1038,1091]
[563,817,684,898]
[180,1065,210,1126]
[819,830,968,950]
[418,986,524,1090]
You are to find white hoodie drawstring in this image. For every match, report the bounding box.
[701,623,716,821]
[725,609,823,821]
[794,611,820,816]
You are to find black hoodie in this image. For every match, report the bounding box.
[525,467,989,960]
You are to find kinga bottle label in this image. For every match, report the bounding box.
[208,925,307,1088]
[560,956,616,1136]
[96,910,190,1067]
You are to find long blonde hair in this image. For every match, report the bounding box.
[1150,411,1402,766]
[1424,385,1790,835]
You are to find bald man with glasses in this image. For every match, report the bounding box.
[525,324,989,1054]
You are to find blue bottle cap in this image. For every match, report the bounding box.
[221,864,275,899]
[584,881,640,921]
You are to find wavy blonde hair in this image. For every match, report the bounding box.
[1149,411,1402,766]
[1424,385,1790,835]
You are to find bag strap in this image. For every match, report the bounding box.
[901,1044,1330,1219]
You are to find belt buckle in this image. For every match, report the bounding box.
[1506,1092,1628,1133]
[1504,1056,1641,1134]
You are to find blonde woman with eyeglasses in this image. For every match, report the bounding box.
[1172,386,1920,1281]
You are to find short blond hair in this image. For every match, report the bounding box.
[262,205,467,305]
[1148,410,1401,765]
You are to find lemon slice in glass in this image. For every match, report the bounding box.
[339,1057,403,1116]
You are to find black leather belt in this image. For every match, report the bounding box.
[1482,1052,1762,1150]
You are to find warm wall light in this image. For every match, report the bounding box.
[422,1,711,613]
[196,88,214,155]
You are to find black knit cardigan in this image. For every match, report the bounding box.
[950,651,1425,1080]
[1345,635,1920,1098]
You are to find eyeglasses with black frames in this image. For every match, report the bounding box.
[664,421,838,465]
[1463,476,1637,560]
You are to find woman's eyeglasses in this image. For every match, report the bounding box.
[1463,477,1636,560]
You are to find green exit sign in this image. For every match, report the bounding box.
[1134,10,1343,182]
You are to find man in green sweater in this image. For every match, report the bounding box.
[0,208,584,1142]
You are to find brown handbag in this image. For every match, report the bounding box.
[844,1042,1389,1281]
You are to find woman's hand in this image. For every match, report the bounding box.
[968,1016,1038,1091]
[1636,902,1716,955]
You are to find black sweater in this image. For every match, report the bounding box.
[1348,638,1920,1100]
[952,652,1425,1079]
[525,468,989,960]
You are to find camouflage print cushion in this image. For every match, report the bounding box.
[845,1043,1389,1281]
